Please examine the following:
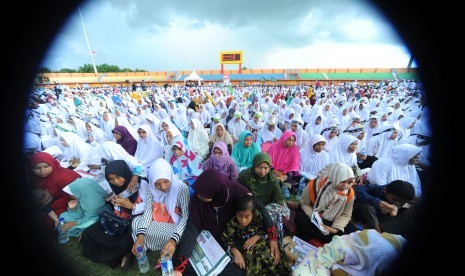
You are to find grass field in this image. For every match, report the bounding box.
[56,237,163,275]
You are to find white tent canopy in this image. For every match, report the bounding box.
[184,70,203,85]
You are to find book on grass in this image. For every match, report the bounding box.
[311,211,329,235]
[292,236,318,265]
[189,230,231,276]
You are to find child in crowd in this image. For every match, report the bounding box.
[221,194,291,275]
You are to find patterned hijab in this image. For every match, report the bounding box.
[169,136,203,181]
[313,163,355,221]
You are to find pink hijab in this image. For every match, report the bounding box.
[267,130,300,174]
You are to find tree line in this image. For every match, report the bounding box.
[37,63,148,73]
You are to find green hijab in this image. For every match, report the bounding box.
[238,152,285,205]
[59,178,108,237]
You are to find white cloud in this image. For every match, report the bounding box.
[40,0,416,71]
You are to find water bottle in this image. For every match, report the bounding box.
[58,217,69,244]
[120,182,140,198]
[282,183,290,199]
[136,244,150,273]
[160,250,174,276]
[296,178,306,201]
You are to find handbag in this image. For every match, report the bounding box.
[99,210,129,236]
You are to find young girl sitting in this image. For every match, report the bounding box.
[221,194,291,275]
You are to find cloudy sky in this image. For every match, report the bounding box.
[41,0,416,72]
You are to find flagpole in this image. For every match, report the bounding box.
[79,7,98,74]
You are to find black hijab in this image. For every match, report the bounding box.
[104,160,138,203]
[190,169,249,239]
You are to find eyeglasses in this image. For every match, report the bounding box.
[138,131,146,134]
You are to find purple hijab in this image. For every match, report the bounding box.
[112,125,138,156]
[189,169,250,240]
[202,141,238,180]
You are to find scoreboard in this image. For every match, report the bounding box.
[220,51,243,64]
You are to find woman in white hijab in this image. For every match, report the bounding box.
[328,134,364,184]
[144,113,161,140]
[160,118,181,147]
[290,117,309,150]
[100,111,116,141]
[131,158,190,259]
[299,134,330,179]
[85,119,107,146]
[304,113,326,137]
[59,131,101,171]
[366,123,399,159]
[68,113,88,139]
[396,116,417,142]
[135,124,163,171]
[321,124,340,152]
[367,144,422,197]
[283,107,296,131]
[187,118,210,161]
[173,105,189,133]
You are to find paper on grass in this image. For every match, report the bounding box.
[189,230,231,276]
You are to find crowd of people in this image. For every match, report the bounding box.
[26,79,430,275]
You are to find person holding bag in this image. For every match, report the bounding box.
[131,158,190,267]
[80,160,149,270]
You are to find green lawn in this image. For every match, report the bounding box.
[55,237,162,275]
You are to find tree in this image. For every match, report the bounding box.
[77,64,95,73]
[37,66,52,73]
[97,63,121,72]
[58,68,77,73]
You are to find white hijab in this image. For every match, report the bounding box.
[147,158,183,224]
[187,118,210,160]
[368,144,422,197]
[59,131,100,170]
[328,134,358,167]
[299,134,331,179]
[135,124,163,169]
